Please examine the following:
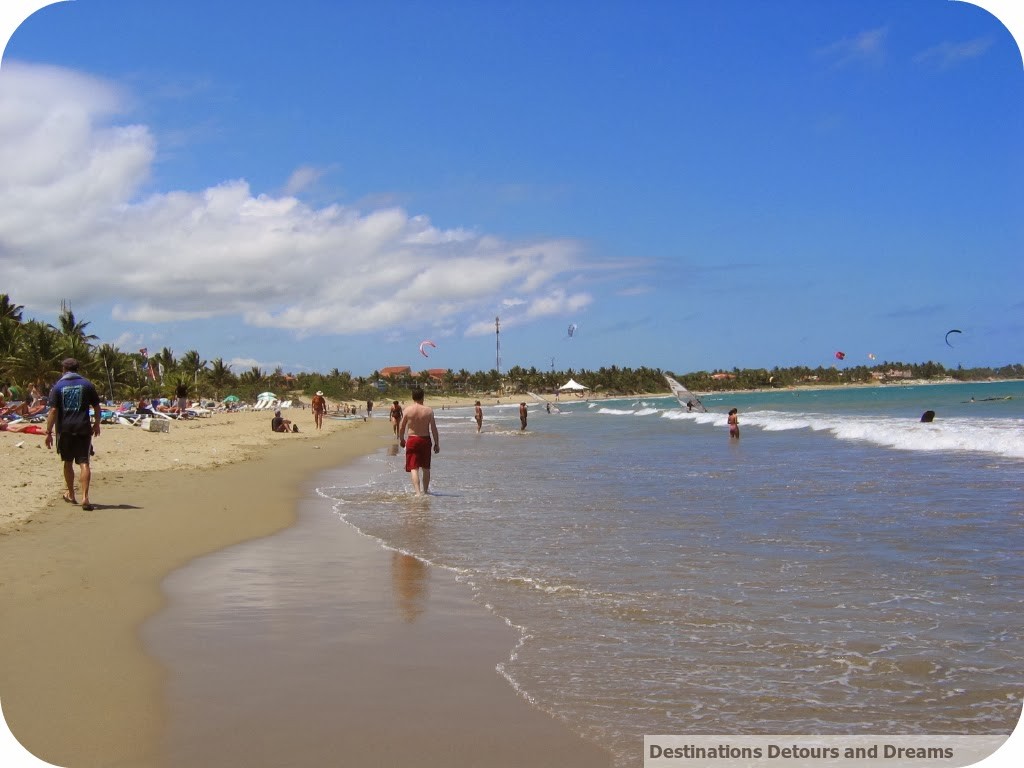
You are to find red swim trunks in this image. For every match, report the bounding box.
[404,435,432,471]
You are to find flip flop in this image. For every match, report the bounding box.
[81,503,95,511]
[62,492,77,504]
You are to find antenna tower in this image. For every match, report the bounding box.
[495,316,501,375]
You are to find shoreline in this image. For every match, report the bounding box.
[1,412,384,765]
[147,458,611,767]
[0,410,610,766]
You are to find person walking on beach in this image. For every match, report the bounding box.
[44,358,102,511]
[398,388,439,496]
[389,400,403,438]
[727,408,740,439]
[311,390,327,430]
[519,402,528,431]
[474,400,483,433]
[175,382,188,411]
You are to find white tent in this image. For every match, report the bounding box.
[559,378,589,391]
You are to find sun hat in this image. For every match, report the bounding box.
[316,390,323,396]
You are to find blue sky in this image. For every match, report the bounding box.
[0,0,1021,379]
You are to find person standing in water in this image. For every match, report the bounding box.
[398,388,440,496]
[474,400,483,433]
[727,408,740,439]
[519,402,528,431]
[389,400,403,438]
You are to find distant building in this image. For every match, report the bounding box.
[886,369,913,380]
[379,366,412,378]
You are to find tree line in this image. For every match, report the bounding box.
[2,294,1019,405]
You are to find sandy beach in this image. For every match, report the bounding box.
[0,404,611,767]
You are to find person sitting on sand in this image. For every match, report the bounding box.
[271,410,296,433]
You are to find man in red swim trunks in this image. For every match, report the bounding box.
[397,387,440,496]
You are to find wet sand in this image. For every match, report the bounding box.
[0,410,610,767]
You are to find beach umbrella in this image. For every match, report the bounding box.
[257,391,277,400]
[223,395,240,402]
[558,378,589,391]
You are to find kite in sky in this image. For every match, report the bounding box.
[419,340,437,358]
[945,329,962,348]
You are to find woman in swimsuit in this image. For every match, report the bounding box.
[727,408,740,439]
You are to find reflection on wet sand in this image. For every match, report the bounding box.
[391,500,433,622]
[392,552,429,622]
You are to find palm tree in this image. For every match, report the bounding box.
[94,343,128,401]
[0,315,23,384]
[179,349,207,394]
[0,293,24,323]
[205,358,235,400]
[153,347,176,376]
[57,301,98,344]
[179,349,207,376]
[10,320,63,388]
[239,366,266,388]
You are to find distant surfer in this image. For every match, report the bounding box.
[728,408,740,439]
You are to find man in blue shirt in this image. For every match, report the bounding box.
[45,358,102,511]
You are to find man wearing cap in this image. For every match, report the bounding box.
[271,409,294,433]
[45,358,102,511]
[311,390,327,430]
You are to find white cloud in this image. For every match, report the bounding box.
[817,27,888,68]
[226,356,265,372]
[283,164,325,195]
[464,288,592,337]
[913,38,992,70]
[0,62,599,342]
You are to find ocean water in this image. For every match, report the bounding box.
[154,381,1024,767]
[318,382,1023,765]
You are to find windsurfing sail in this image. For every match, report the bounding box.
[527,391,561,412]
[664,374,707,413]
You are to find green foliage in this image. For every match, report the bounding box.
[0,292,1020,403]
